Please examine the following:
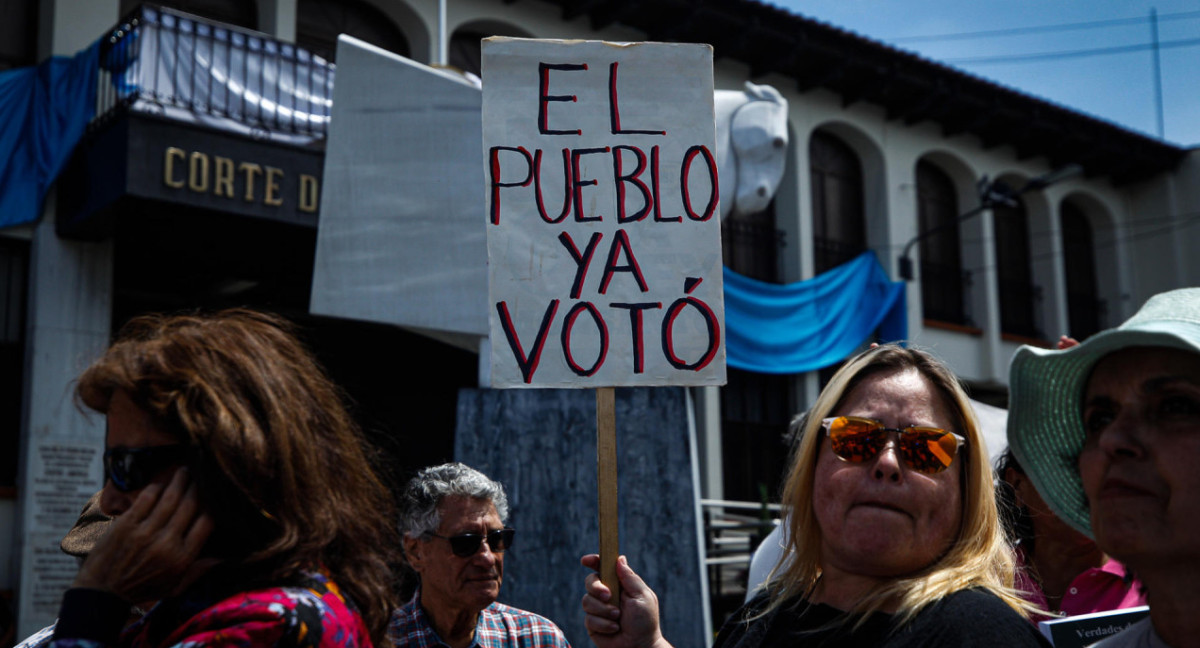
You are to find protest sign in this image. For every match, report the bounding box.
[483,36,725,599]
[483,37,726,388]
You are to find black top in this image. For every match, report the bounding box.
[715,588,1051,648]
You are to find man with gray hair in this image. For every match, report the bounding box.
[389,462,570,648]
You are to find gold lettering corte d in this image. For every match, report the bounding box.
[163,147,186,188]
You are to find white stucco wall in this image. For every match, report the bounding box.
[359,0,1198,502]
[365,0,1196,357]
[17,0,1198,553]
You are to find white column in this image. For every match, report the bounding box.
[13,203,112,638]
[258,0,298,42]
[694,386,723,499]
[1035,190,1069,339]
[977,209,1005,382]
[884,151,921,336]
[15,0,118,638]
[38,0,119,59]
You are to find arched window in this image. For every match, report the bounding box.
[449,23,533,79]
[0,0,37,70]
[809,131,865,274]
[993,198,1039,338]
[722,201,780,283]
[121,0,257,29]
[1061,202,1102,339]
[298,0,410,62]
[916,161,964,324]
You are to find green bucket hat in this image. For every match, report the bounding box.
[1007,287,1200,537]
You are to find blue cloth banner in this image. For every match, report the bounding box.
[0,41,99,228]
[723,251,907,374]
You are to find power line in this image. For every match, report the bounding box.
[883,206,1200,276]
[814,212,1197,335]
[887,9,1200,44]
[943,36,1200,66]
[891,208,1200,252]
[950,211,1200,275]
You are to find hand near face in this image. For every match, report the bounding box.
[1057,336,1080,350]
[74,467,218,603]
[580,554,673,648]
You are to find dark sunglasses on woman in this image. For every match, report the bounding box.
[103,444,193,492]
[822,416,966,474]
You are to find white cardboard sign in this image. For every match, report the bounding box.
[483,38,726,388]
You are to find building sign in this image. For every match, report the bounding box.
[161,147,320,212]
[58,115,323,237]
[483,38,725,388]
[135,119,323,227]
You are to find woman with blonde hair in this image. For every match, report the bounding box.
[50,309,398,647]
[582,344,1047,646]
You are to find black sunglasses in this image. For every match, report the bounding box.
[103,444,192,492]
[429,528,515,558]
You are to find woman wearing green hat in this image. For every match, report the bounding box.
[1008,287,1200,648]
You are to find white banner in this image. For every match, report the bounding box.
[311,36,487,346]
[484,38,726,388]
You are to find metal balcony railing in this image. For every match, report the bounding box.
[95,4,334,147]
[700,499,782,632]
[813,236,865,275]
[722,218,785,283]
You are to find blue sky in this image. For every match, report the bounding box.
[766,1,1200,147]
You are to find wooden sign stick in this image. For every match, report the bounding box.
[596,386,621,603]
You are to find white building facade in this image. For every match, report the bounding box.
[3,0,1197,638]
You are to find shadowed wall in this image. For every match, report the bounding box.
[456,386,709,647]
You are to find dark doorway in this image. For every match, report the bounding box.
[110,205,477,497]
[1060,202,1103,339]
[810,131,865,273]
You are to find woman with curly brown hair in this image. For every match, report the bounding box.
[50,309,399,648]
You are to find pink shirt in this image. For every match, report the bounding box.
[1016,553,1148,622]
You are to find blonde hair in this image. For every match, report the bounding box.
[764,344,1035,624]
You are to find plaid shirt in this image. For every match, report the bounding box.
[388,592,570,648]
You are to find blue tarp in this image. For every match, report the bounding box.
[724,251,907,374]
[0,41,99,228]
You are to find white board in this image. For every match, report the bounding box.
[483,38,726,388]
[311,36,488,344]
